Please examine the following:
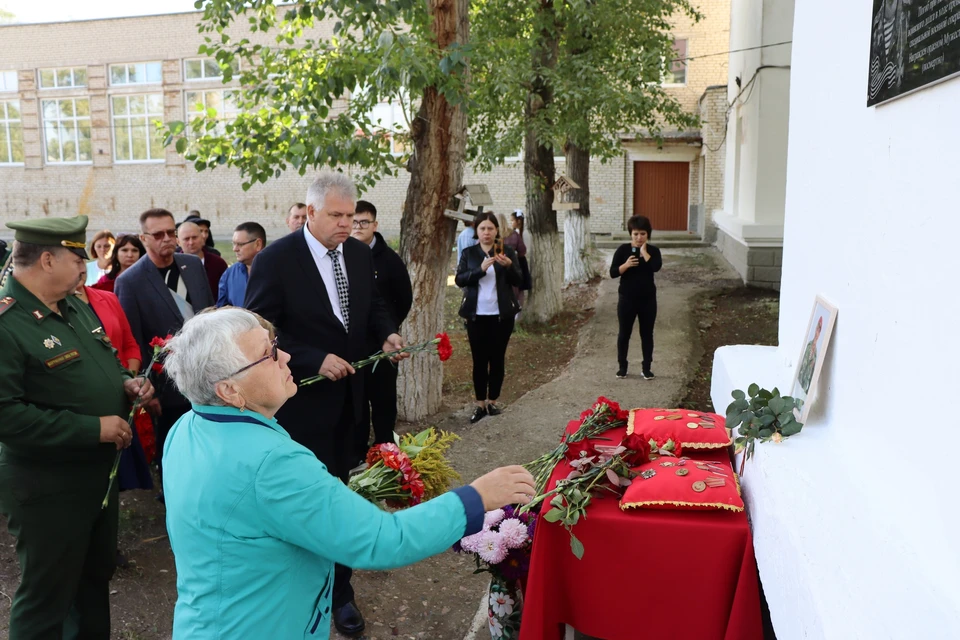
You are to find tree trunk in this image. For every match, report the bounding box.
[522,0,562,324]
[562,140,595,284]
[395,0,468,421]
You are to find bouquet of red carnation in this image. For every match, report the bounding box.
[349,428,460,509]
[521,429,682,559]
[523,396,629,494]
[301,333,453,386]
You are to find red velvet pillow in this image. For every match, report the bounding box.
[620,455,744,512]
[628,408,732,450]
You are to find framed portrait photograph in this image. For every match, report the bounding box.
[791,296,838,423]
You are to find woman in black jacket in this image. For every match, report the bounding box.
[455,212,522,424]
[609,214,663,380]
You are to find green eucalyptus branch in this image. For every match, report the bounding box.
[726,384,804,475]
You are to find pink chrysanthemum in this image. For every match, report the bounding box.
[497,518,529,549]
[460,531,486,553]
[477,530,509,565]
[483,508,505,529]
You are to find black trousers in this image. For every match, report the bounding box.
[331,400,356,610]
[0,460,118,640]
[466,315,515,402]
[617,296,657,371]
[355,360,399,461]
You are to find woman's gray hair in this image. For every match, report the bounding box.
[306,171,357,212]
[163,309,262,406]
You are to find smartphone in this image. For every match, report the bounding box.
[494,237,504,256]
[631,246,639,259]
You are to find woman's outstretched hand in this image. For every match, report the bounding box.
[470,465,537,510]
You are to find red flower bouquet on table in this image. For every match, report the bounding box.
[524,396,629,494]
[349,428,460,509]
[300,332,453,386]
[455,505,538,640]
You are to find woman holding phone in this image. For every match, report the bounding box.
[609,215,662,380]
[456,212,522,424]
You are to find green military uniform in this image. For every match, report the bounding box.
[0,216,132,639]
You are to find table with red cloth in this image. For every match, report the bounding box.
[519,421,763,640]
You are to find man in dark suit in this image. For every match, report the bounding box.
[245,173,407,637]
[350,200,413,459]
[115,208,215,483]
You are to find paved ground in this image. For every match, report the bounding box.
[339,248,741,640]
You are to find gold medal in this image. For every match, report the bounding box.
[687,413,699,417]
[686,422,699,429]
[654,415,665,421]
[692,481,706,493]
[676,468,689,476]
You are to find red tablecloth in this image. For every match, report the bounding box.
[519,422,763,640]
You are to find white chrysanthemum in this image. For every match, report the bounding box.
[490,590,515,617]
[497,518,529,549]
[483,508,506,529]
[477,530,508,565]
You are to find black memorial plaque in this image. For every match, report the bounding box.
[868,0,960,106]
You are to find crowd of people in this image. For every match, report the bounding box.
[0,173,663,638]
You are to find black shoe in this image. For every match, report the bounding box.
[642,370,655,380]
[333,600,366,636]
[470,406,487,424]
[486,403,502,416]
[616,368,627,379]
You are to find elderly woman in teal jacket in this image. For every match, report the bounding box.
[161,308,535,639]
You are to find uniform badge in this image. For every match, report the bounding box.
[43,335,62,349]
[32,310,44,320]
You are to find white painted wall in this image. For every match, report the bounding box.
[712,0,960,638]
[715,0,793,242]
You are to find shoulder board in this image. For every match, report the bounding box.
[0,296,16,317]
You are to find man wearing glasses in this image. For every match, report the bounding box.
[350,200,412,461]
[115,208,215,488]
[217,222,267,308]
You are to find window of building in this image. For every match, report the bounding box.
[110,62,162,86]
[184,90,239,137]
[41,98,92,164]
[38,67,88,89]
[184,58,239,81]
[369,100,410,155]
[0,101,24,164]
[664,39,688,86]
[112,94,165,163]
[0,71,18,93]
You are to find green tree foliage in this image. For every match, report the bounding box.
[469,0,701,169]
[165,0,470,192]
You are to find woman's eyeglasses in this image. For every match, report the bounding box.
[225,338,279,379]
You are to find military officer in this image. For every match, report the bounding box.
[0,215,154,640]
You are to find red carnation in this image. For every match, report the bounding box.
[621,432,651,466]
[435,333,453,362]
[594,396,622,416]
[152,362,164,374]
[564,439,598,463]
[149,334,172,349]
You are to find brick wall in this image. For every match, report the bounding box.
[698,85,728,240]
[0,4,726,239]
